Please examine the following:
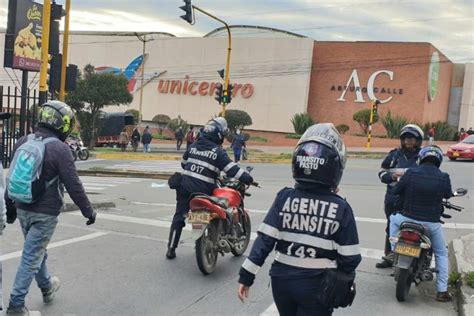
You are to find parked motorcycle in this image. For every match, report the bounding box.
[187,167,259,275]
[66,136,90,161]
[390,188,467,301]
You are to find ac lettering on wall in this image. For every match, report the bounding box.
[334,69,401,104]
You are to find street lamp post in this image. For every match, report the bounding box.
[135,33,153,125]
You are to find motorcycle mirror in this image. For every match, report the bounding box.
[246,166,253,173]
[454,188,468,197]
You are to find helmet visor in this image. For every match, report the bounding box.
[297,123,346,168]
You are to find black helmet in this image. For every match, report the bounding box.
[202,117,228,145]
[418,145,444,167]
[292,123,346,188]
[400,124,424,147]
[37,101,75,141]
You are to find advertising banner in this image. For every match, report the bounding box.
[3,0,43,72]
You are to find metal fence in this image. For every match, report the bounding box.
[0,86,40,167]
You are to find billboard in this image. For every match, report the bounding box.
[3,0,43,72]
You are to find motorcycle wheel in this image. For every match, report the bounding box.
[78,148,90,160]
[231,214,251,256]
[195,222,218,275]
[396,267,413,302]
[71,149,78,161]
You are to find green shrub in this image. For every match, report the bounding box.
[466,271,474,288]
[423,121,457,141]
[223,109,252,132]
[153,114,171,134]
[336,124,350,134]
[353,109,378,135]
[167,117,189,134]
[291,113,314,135]
[381,111,410,139]
[249,136,268,142]
[152,134,172,140]
[286,134,302,139]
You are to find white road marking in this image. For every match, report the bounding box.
[78,176,144,192]
[0,232,107,262]
[75,159,105,164]
[106,161,182,173]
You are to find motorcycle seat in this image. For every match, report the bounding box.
[192,194,229,209]
[400,222,425,234]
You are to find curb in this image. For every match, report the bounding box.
[63,201,116,212]
[449,235,474,316]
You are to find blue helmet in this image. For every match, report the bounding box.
[418,145,443,167]
[202,117,228,145]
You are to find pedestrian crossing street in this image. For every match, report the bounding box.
[79,176,144,192]
[105,161,182,173]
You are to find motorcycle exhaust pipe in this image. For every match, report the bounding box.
[217,239,231,253]
[420,271,433,282]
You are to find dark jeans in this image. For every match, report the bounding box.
[272,276,333,316]
[176,139,183,150]
[171,187,191,229]
[383,202,398,256]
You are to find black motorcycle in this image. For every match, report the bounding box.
[390,188,467,301]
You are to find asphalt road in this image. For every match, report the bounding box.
[1,158,472,316]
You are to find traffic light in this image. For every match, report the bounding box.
[214,83,223,104]
[66,64,78,92]
[49,3,66,55]
[224,84,234,104]
[372,100,380,116]
[179,0,193,24]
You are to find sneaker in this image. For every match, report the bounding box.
[42,276,61,303]
[436,291,452,302]
[166,248,176,259]
[6,304,29,315]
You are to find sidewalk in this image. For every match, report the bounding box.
[449,234,474,316]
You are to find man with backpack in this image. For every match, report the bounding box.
[4,101,97,315]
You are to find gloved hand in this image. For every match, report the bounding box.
[86,211,97,225]
[6,204,17,224]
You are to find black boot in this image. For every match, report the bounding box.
[375,253,394,268]
[166,226,183,259]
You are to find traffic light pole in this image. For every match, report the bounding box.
[39,0,52,105]
[366,99,380,149]
[191,6,232,117]
[59,0,71,102]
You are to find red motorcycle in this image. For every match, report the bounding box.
[187,168,258,275]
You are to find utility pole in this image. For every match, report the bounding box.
[39,0,52,106]
[367,99,380,149]
[179,1,232,117]
[59,0,71,101]
[135,33,153,125]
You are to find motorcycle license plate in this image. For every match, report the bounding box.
[453,152,460,157]
[188,212,211,224]
[394,244,421,258]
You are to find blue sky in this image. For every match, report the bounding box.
[1,0,472,62]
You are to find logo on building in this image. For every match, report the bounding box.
[331,69,403,104]
[427,52,439,102]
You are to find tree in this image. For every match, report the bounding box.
[223,109,252,132]
[353,108,378,135]
[125,109,139,124]
[66,64,133,148]
[152,114,171,134]
[167,117,188,133]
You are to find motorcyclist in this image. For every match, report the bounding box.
[238,123,361,315]
[390,145,453,302]
[376,124,423,268]
[166,117,254,259]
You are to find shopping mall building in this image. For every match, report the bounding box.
[1,25,473,134]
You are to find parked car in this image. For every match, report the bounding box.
[447,135,474,161]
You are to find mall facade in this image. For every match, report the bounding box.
[1,25,472,133]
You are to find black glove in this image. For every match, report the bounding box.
[86,211,97,225]
[6,204,17,224]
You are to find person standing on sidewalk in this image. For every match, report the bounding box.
[231,129,246,163]
[185,126,195,149]
[4,101,97,315]
[428,126,435,145]
[175,127,184,151]
[131,127,141,152]
[375,124,423,269]
[142,126,152,153]
[119,128,129,152]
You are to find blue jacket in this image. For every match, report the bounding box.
[378,148,419,206]
[231,134,246,150]
[239,185,361,287]
[180,137,253,195]
[394,163,452,222]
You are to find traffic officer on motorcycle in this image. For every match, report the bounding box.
[390,145,453,302]
[238,123,361,315]
[166,117,254,259]
[376,124,423,268]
